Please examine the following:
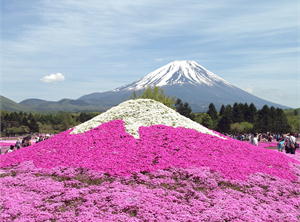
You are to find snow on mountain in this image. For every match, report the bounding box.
[115,60,233,91]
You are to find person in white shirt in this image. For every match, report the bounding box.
[289,133,296,154]
[250,133,258,146]
[290,134,296,144]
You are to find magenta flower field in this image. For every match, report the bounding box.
[1,120,300,221]
[0,141,16,147]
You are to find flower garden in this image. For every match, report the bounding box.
[1,99,300,221]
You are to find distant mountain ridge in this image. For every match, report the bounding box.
[0,96,31,112]
[79,60,289,111]
[19,98,106,112]
[0,96,107,112]
[1,60,289,112]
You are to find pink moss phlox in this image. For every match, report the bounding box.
[0,164,299,221]
[0,142,16,146]
[0,120,298,181]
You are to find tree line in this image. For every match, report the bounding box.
[0,111,99,136]
[200,103,291,134]
[132,87,293,134]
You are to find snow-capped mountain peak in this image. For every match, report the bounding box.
[78,60,288,112]
[115,60,232,91]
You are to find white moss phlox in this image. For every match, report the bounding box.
[71,99,223,138]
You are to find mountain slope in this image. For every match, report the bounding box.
[80,60,288,112]
[19,98,106,112]
[0,95,31,112]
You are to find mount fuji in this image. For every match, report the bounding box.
[115,60,233,91]
[77,60,287,112]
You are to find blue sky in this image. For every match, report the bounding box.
[1,0,299,107]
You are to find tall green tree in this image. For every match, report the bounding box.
[247,103,257,123]
[138,87,175,108]
[217,116,232,133]
[57,112,77,131]
[272,108,291,133]
[217,105,233,133]
[194,113,213,129]
[28,118,39,133]
[219,105,226,116]
[207,103,218,120]
[175,99,194,120]
[254,105,271,132]
[232,103,244,122]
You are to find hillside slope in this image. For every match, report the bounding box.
[0,95,31,112]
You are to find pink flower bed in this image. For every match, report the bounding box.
[1,162,299,222]
[0,142,16,147]
[0,120,298,181]
[1,120,300,221]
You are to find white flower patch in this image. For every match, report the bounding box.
[71,99,224,139]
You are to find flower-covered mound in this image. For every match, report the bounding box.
[1,162,300,222]
[0,120,298,181]
[71,99,221,138]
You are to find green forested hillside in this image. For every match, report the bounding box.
[0,96,31,112]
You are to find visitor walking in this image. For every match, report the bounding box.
[277,139,285,152]
[284,134,296,154]
[15,138,21,149]
[289,133,296,154]
[250,133,258,146]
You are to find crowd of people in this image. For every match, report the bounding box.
[1,134,52,154]
[276,133,298,154]
[228,132,299,154]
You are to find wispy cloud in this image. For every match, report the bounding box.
[40,73,65,83]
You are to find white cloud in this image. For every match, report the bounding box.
[40,73,65,83]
